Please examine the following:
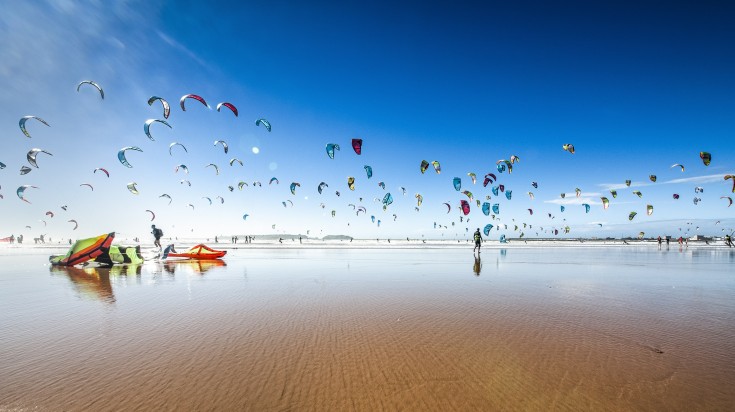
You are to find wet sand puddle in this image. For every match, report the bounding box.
[1,247,734,410]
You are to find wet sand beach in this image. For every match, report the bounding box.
[1,247,734,411]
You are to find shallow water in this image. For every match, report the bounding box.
[1,247,734,411]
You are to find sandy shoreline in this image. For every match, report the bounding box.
[1,238,731,253]
[1,247,734,411]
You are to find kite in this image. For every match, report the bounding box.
[256,118,271,132]
[181,180,191,186]
[17,185,38,203]
[27,148,52,168]
[49,232,115,266]
[671,164,685,172]
[649,175,657,182]
[68,219,78,230]
[482,202,490,216]
[216,196,224,204]
[94,167,109,177]
[378,182,385,190]
[575,188,581,198]
[364,165,373,179]
[169,142,188,156]
[528,209,533,215]
[318,182,328,194]
[492,204,500,214]
[601,197,609,209]
[420,160,430,174]
[463,190,474,200]
[243,214,249,220]
[499,184,505,192]
[205,163,219,175]
[347,177,355,191]
[415,194,423,207]
[673,194,679,199]
[562,144,575,154]
[583,204,590,213]
[77,80,104,99]
[492,186,499,197]
[0,161,4,169]
[352,138,363,155]
[468,172,476,184]
[610,190,617,198]
[282,200,293,208]
[700,152,711,166]
[633,191,642,198]
[118,146,142,168]
[460,200,470,215]
[160,194,172,204]
[216,102,238,117]
[505,190,512,200]
[647,205,653,216]
[80,183,94,191]
[560,206,565,213]
[510,155,520,164]
[144,119,171,141]
[431,161,441,174]
[19,116,50,138]
[127,182,139,195]
[147,96,170,119]
[46,211,54,218]
[180,94,208,111]
[721,196,733,207]
[443,202,451,213]
[175,164,189,174]
[527,192,534,200]
[356,206,366,216]
[214,140,229,154]
[483,173,496,187]
[483,224,494,236]
[382,193,393,206]
[229,158,243,166]
[531,182,538,188]
[203,197,212,205]
[625,180,631,187]
[628,211,637,221]
[290,182,301,195]
[146,210,155,221]
[269,177,279,185]
[695,187,704,194]
[725,175,735,192]
[326,143,340,159]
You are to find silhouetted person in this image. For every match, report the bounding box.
[473,228,482,253]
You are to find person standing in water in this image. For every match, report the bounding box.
[473,228,482,253]
[151,224,163,249]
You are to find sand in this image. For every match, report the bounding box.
[1,246,734,411]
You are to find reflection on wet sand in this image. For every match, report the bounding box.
[163,259,227,275]
[472,254,481,276]
[50,265,116,304]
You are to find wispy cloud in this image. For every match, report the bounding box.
[661,174,730,185]
[598,173,732,191]
[157,31,211,70]
[545,197,600,205]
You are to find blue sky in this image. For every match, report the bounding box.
[1,0,733,241]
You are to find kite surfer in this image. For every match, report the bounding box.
[151,224,163,249]
[473,228,482,253]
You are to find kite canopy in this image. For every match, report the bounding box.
[700,151,711,166]
[352,138,363,155]
[256,118,271,132]
[180,94,208,111]
[326,143,340,159]
[148,96,170,119]
[216,102,238,117]
[49,232,115,266]
[77,80,104,99]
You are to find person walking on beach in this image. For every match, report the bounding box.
[473,228,482,253]
[726,234,733,247]
[657,236,662,248]
[151,224,163,249]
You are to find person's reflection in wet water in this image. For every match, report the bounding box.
[473,254,482,276]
